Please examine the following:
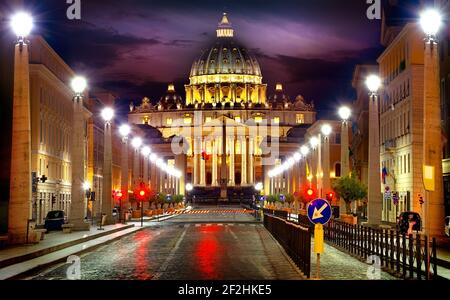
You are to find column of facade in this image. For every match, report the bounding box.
[228,136,235,186]
[193,137,200,185]
[241,136,247,185]
[248,137,254,184]
[175,153,186,195]
[200,139,206,186]
[212,138,218,186]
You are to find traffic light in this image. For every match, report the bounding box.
[326,192,334,202]
[305,187,316,201]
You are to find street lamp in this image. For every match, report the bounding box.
[101,107,114,123]
[321,124,332,137]
[68,76,91,230]
[420,9,442,41]
[10,12,33,45]
[300,145,310,156]
[71,76,87,97]
[131,137,143,149]
[102,107,115,225]
[420,8,445,236]
[119,124,131,139]
[119,124,131,224]
[338,106,351,216]
[321,124,332,198]
[141,146,151,157]
[310,136,319,149]
[9,11,35,243]
[366,74,382,225]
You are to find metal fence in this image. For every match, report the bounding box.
[324,219,438,280]
[263,213,311,278]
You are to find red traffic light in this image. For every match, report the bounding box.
[326,192,334,202]
[307,189,314,197]
[139,190,145,197]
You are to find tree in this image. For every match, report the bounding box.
[332,174,367,214]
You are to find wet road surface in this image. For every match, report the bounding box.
[28,207,303,280]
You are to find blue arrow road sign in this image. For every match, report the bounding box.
[307,198,332,225]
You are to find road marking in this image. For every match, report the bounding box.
[228,227,239,241]
[152,228,188,280]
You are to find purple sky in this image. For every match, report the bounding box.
[11,0,384,118]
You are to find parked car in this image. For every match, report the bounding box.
[397,211,421,235]
[44,210,67,231]
[445,216,449,237]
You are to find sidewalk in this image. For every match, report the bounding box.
[311,238,398,280]
[0,211,184,280]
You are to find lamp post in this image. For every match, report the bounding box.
[309,137,319,191]
[132,137,143,211]
[82,181,93,225]
[338,106,351,216]
[321,124,332,199]
[420,9,445,236]
[142,145,151,211]
[101,107,114,224]
[8,12,34,244]
[68,76,91,231]
[366,74,382,225]
[119,124,131,223]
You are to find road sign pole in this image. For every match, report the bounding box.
[317,253,320,279]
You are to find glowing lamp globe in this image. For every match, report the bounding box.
[119,124,131,138]
[321,124,332,136]
[82,181,90,191]
[11,12,33,38]
[338,106,351,121]
[186,183,193,192]
[294,152,302,162]
[365,75,381,94]
[141,146,151,156]
[131,137,142,149]
[310,137,319,148]
[300,145,310,156]
[101,107,114,122]
[420,9,442,37]
[255,182,263,191]
[71,76,87,94]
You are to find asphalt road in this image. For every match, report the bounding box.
[27,207,304,280]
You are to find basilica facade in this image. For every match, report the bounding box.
[128,14,316,201]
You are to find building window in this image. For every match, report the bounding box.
[296,114,305,124]
[254,116,263,123]
[166,118,173,125]
[143,116,150,125]
[184,117,192,125]
[273,117,280,124]
[205,117,212,123]
[335,133,341,144]
[335,163,341,178]
[235,116,241,123]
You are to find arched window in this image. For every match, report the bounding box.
[335,163,341,178]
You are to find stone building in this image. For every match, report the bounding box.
[29,36,91,224]
[128,14,317,201]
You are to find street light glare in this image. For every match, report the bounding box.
[365,74,381,93]
[338,106,351,121]
[131,137,142,149]
[71,76,87,94]
[101,107,115,122]
[11,12,33,38]
[255,182,263,191]
[310,137,319,148]
[141,146,151,156]
[420,9,442,36]
[82,181,90,191]
[186,183,193,192]
[321,124,332,136]
[300,145,310,156]
[119,124,131,137]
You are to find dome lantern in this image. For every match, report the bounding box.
[216,13,234,38]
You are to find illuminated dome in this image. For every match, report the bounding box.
[189,13,262,80]
[185,13,267,106]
